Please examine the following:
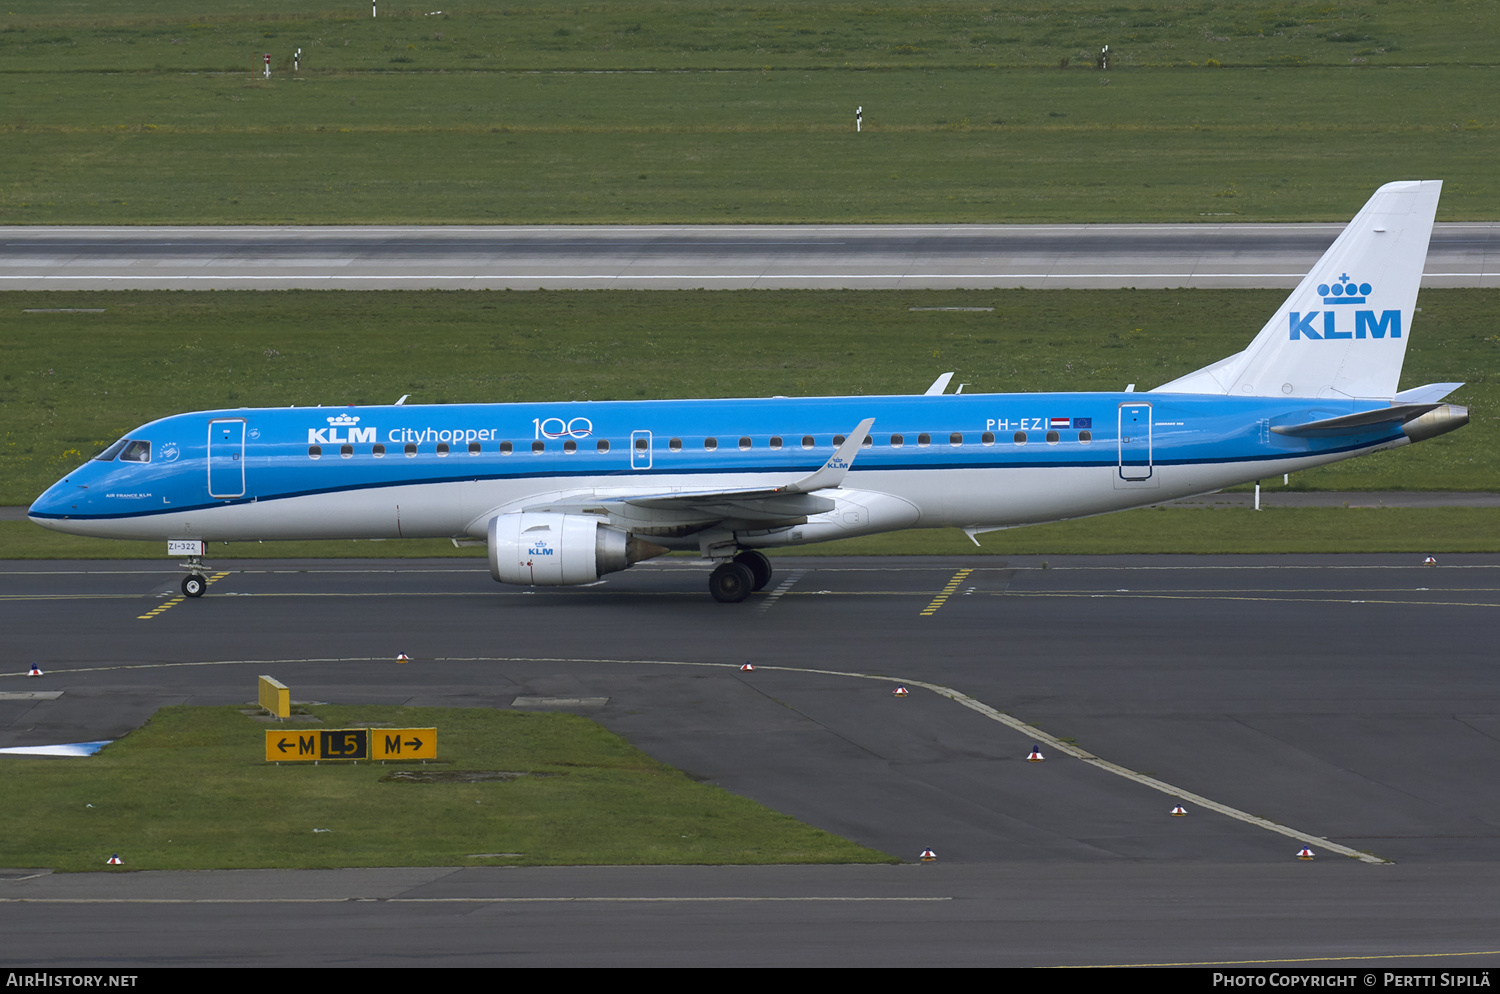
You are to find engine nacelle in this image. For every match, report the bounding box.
[488,512,664,586]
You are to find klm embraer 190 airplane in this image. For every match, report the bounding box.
[29,181,1469,602]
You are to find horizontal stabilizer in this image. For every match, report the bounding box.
[1270,404,1441,437]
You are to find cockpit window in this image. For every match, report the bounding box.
[119,440,151,463]
[94,438,130,461]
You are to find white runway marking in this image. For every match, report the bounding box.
[756,568,806,614]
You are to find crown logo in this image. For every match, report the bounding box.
[1317,273,1371,305]
[327,414,360,425]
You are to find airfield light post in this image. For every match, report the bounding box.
[295,48,301,71]
[372,0,377,17]
[263,53,271,79]
[1100,45,1109,70]
[856,106,862,132]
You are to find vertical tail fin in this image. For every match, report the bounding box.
[1152,180,1441,400]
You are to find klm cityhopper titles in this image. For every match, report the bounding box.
[29,181,1469,602]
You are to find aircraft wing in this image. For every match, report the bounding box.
[518,417,875,528]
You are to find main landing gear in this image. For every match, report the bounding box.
[708,550,773,603]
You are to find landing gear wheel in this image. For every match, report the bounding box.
[734,550,774,591]
[708,562,755,603]
[181,573,207,598]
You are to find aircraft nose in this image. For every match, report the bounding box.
[28,479,76,522]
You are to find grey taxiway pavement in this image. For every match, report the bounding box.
[3,554,1499,967]
[3,222,1498,290]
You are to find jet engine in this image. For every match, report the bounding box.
[487,512,666,586]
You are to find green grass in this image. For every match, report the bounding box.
[4,288,1493,506]
[3,1,1496,72]
[0,704,894,871]
[1,2,1498,223]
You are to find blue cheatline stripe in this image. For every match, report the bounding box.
[28,434,1397,523]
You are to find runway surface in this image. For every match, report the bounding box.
[3,222,1497,290]
[3,554,1499,967]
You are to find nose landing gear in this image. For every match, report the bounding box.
[177,551,210,598]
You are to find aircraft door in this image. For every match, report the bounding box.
[1117,403,1153,481]
[208,418,247,498]
[630,430,653,470]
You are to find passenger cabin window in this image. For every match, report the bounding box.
[770,436,783,450]
[598,440,611,453]
[120,440,151,463]
[634,437,648,452]
[833,435,846,446]
[436,443,450,457]
[1013,431,1027,445]
[669,438,682,452]
[373,443,386,458]
[532,441,545,454]
[891,434,905,447]
[739,437,752,450]
[564,440,577,453]
[862,435,873,448]
[981,432,995,445]
[340,444,353,458]
[308,445,322,459]
[500,441,513,455]
[1046,431,1060,445]
[949,433,963,446]
[405,443,418,457]
[917,434,931,447]
[801,436,815,449]
[1079,430,1093,444]
[704,438,718,451]
[468,442,481,455]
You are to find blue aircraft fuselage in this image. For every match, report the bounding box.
[29,391,1413,544]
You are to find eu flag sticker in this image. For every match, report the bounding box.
[1073,417,1093,429]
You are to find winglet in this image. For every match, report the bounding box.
[782,418,876,493]
[1393,382,1463,404]
[924,373,954,396]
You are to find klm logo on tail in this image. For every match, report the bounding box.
[1290,274,1400,341]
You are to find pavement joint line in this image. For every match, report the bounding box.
[3,563,1499,576]
[0,896,952,905]
[997,591,1500,609]
[11,588,1496,609]
[0,651,1390,863]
